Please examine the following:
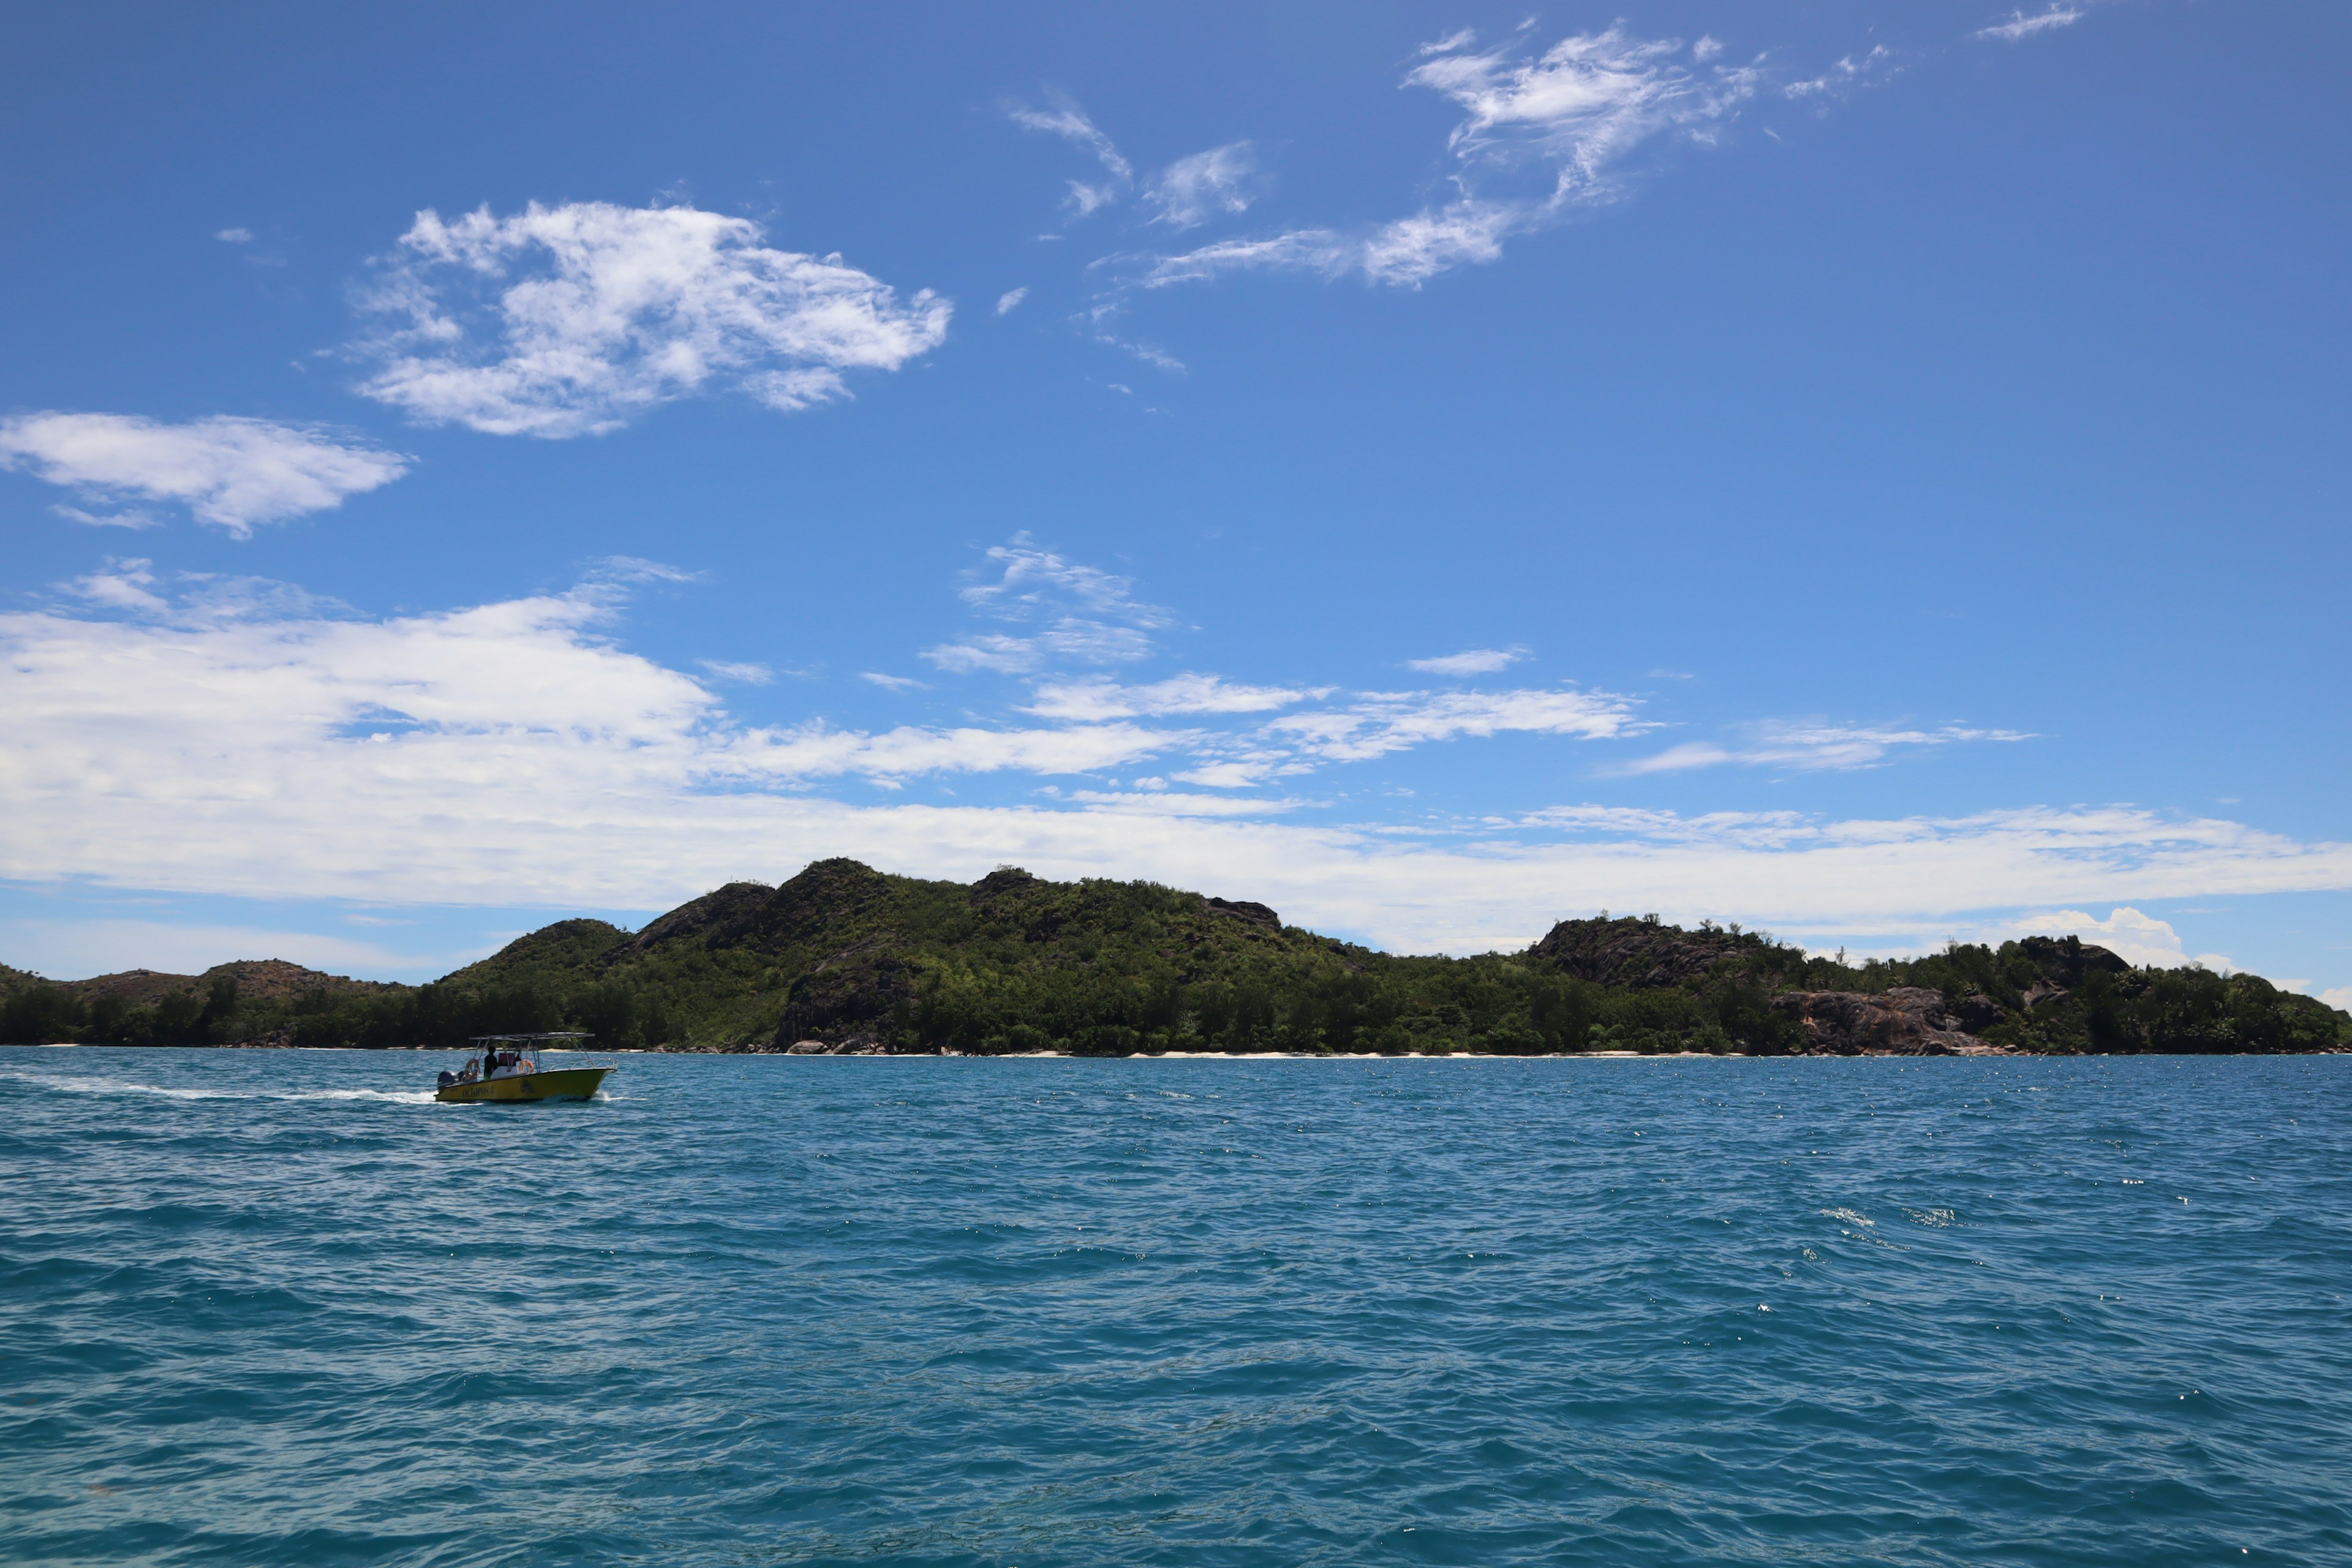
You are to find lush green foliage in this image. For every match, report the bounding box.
[4,863,2345,1055]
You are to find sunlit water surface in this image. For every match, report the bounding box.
[4,1048,2350,1567]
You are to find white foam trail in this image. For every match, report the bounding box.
[1,1070,436,1106]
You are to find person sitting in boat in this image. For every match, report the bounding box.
[437,1068,456,1090]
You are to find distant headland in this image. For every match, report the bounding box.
[5,859,2346,1056]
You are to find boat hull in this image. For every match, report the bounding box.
[435,1067,609,1104]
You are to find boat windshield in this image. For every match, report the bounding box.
[456,1032,592,1077]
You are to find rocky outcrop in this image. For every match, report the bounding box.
[1770,987,1997,1055]
[612,881,775,959]
[772,951,917,1051]
[1527,916,1762,989]
[1206,897,1281,931]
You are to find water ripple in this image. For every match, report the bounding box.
[2,1049,2350,1566]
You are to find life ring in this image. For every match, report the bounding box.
[519,1060,537,1074]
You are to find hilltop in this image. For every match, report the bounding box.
[3,859,2345,1055]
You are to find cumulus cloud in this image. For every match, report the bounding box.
[0,412,409,537]
[1143,143,1261,229]
[2008,906,2233,971]
[1146,27,1757,288]
[1978,6,2086,42]
[352,202,951,437]
[6,584,2350,959]
[1608,722,2032,775]
[1409,647,1525,676]
[5,571,2351,959]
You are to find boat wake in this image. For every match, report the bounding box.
[1,1070,439,1106]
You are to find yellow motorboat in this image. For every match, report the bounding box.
[436,1033,611,1104]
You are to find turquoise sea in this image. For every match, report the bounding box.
[4,1047,2349,1566]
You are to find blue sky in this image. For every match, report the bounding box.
[4,1,2348,1001]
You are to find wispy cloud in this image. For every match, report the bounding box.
[214,227,254,244]
[1607,722,2032,775]
[697,660,772,685]
[861,671,929,692]
[1065,789,1303,818]
[352,202,951,437]
[734,722,1173,783]
[1264,687,1642,764]
[1409,647,1525,676]
[995,286,1029,315]
[1025,673,1323,721]
[924,535,1174,673]
[1784,45,1901,100]
[1010,99,1134,219]
[7,568,2346,957]
[1978,6,2087,42]
[1145,26,1758,289]
[0,412,409,537]
[1142,143,1262,229]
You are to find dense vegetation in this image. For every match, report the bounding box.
[3,861,2345,1055]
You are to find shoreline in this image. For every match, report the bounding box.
[10,1042,2346,1059]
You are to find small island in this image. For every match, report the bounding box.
[5,859,2346,1055]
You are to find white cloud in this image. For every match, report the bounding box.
[1066,790,1302,818]
[7,582,2352,958]
[923,633,1047,675]
[1609,723,2032,775]
[1010,101,1133,181]
[0,919,434,984]
[590,555,702,585]
[1025,673,1322,721]
[926,535,1174,672]
[61,557,170,614]
[1978,7,2086,42]
[2008,907,2233,971]
[352,202,951,437]
[861,671,929,692]
[1785,46,1900,100]
[214,227,254,244]
[697,660,772,685]
[1147,28,1757,288]
[1010,100,1134,220]
[996,287,1030,315]
[2321,987,2352,1013]
[1144,143,1261,229]
[1409,647,1525,676]
[0,412,410,537]
[1265,687,1642,763]
[53,504,162,530]
[734,722,1172,782]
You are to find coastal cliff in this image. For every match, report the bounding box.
[5,861,2345,1055]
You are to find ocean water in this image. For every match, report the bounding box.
[4,1049,2350,1567]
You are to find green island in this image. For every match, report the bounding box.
[5,859,2346,1055]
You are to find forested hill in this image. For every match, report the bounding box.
[4,859,2346,1055]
